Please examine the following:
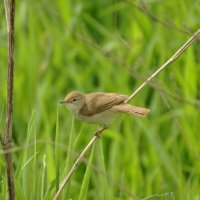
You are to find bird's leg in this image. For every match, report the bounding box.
[95,124,108,138]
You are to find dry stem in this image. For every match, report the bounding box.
[125,29,200,103]
[53,125,107,200]
[125,0,191,35]
[53,29,200,200]
[0,0,16,200]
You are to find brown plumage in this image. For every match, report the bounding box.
[60,91,150,125]
[80,92,128,116]
[112,104,149,117]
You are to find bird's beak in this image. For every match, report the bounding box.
[59,100,67,104]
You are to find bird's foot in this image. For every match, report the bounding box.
[95,125,108,138]
[95,131,101,138]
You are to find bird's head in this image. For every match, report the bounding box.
[60,91,85,114]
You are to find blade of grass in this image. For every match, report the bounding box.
[78,144,95,200]
[15,180,26,200]
[137,119,179,185]
[15,110,36,199]
[61,116,75,199]
[55,106,60,191]
[142,192,175,200]
[32,119,37,200]
[21,151,39,170]
[43,179,56,200]
[0,103,5,129]
[41,155,47,200]
[15,110,36,178]
[94,139,109,200]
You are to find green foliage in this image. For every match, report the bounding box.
[78,145,95,200]
[0,0,200,199]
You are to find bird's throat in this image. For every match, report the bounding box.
[66,103,79,116]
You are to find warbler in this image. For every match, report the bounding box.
[60,91,150,126]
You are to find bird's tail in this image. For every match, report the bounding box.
[112,104,150,117]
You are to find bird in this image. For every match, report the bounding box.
[60,91,150,127]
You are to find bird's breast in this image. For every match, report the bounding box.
[78,109,118,125]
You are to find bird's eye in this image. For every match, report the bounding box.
[73,98,77,102]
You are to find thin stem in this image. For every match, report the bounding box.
[4,0,10,33]
[53,29,200,200]
[125,0,191,35]
[125,29,200,104]
[1,0,16,200]
[53,126,107,200]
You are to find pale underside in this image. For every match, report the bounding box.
[79,109,118,125]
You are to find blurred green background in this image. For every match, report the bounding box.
[0,0,200,199]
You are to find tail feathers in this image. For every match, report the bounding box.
[112,104,150,117]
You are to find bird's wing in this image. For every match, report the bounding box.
[80,92,128,116]
[112,104,150,117]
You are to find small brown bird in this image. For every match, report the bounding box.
[60,91,150,126]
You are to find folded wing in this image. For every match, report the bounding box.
[80,93,128,116]
[112,104,150,117]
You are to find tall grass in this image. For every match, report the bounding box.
[0,0,200,199]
